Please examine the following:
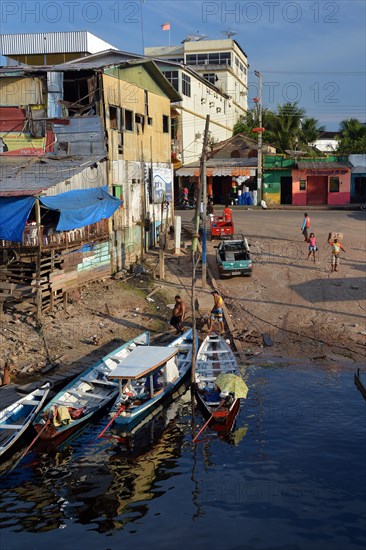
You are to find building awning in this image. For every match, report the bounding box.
[176,166,255,177]
[0,186,122,242]
[40,186,122,231]
[0,196,35,242]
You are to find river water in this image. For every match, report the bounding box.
[1,363,365,550]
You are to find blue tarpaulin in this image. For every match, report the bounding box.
[0,196,36,242]
[40,186,122,231]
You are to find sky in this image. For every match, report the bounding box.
[1,0,365,130]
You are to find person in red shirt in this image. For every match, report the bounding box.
[223,203,232,222]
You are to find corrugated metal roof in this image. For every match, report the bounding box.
[297,161,351,169]
[0,154,106,196]
[0,31,116,56]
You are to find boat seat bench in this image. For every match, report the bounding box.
[81,378,117,388]
[24,400,40,406]
[67,389,106,400]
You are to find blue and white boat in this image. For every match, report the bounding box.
[109,329,195,430]
[0,382,51,457]
[33,332,150,441]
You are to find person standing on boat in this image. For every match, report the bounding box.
[208,290,225,334]
[170,295,185,334]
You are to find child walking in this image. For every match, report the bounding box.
[307,233,318,262]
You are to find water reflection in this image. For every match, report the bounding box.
[1,365,365,550]
[0,398,190,535]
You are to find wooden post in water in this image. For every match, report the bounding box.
[191,250,197,384]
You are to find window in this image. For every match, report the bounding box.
[163,70,179,91]
[109,106,123,154]
[163,115,169,133]
[197,54,208,65]
[299,179,306,191]
[203,73,217,84]
[186,52,231,66]
[109,106,122,130]
[329,176,340,192]
[148,117,153,126]
[125,109,133,131]
[182,73,191,97]
[144,90,149,116]
[135,113,145,134]
[113,185,123,200]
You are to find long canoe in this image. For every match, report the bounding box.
[0,382,51,458]
[33,332,150,440]
[193,332,240,433]
[109,329,196,430]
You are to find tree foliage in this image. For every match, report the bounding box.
[233,102,325,155]
[336,119,366,154]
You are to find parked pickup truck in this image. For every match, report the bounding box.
[215,237,252,278]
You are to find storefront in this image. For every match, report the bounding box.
[292,161,351,206]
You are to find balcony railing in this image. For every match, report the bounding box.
[0,220,109,249]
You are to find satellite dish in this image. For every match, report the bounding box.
[182,33,208,42]
[285,150,307,157]
[221,29,237,38]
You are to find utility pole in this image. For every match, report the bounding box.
[255,70,263,205]
[201,115,210,288]
[191,115,210,385]
[35,197,42,323]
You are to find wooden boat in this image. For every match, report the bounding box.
[33,332,150,440]
[354,368,366,400]
[109,329,195,430]
[0,382,51,458]
[193,332,240,433]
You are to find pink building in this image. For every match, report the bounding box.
[292,161,351,206]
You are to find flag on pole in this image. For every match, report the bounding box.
[161,22,170,31]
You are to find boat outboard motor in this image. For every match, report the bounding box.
[220,391,235,407]
[220,390,235,407]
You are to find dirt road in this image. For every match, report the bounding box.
[201,208,366,363]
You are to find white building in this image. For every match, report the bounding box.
[145,37,249,164]
[155,60,235,165]
[313,131,338,153]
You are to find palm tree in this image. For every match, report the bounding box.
[263,102,305,153]
[338,118,366,140]
[300,118,325,146]
[336,119,366,154]
[233,107,272,136]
